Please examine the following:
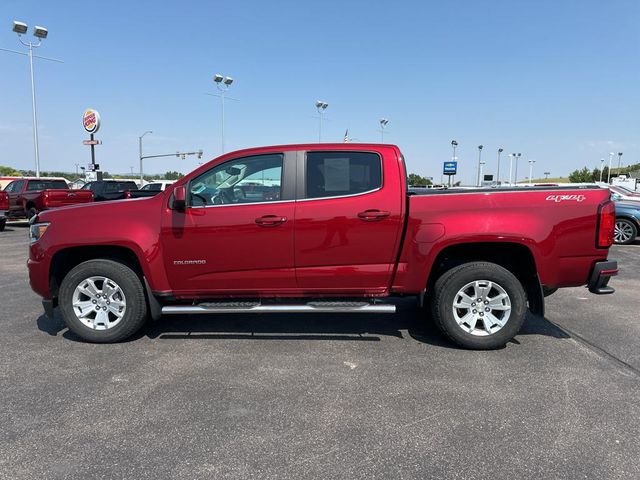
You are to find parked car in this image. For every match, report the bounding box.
[3,178,93,220]
[609,185,640,202]
[81,180,139,201]
[611,194,640,244]
[28,144,617,348]
[125,181,174,199]
[0,191,8,231]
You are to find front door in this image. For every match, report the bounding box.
[161,152,297,297]
[294,150,404,294]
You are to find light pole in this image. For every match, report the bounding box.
[138,131,153,185]
[514,153,522,184]
[379,118,389,142]
[508,154,513,185]
[450,140,458,187]
[205,74,237,153]
[544,171,551,180]
[617,152,623,175]
[315,101,328,142]
[607,152,614,183]
[496,148,503,185]
[74,163,79,175]
[3,21,61,178]
[476,145,483,186]
[599,158,605,182]
[528,159,536,184]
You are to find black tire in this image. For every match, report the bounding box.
[27,207,37,219]
[0,219,5,232]
[614,218,637,245]
[59,259,148,343]
[430,261,527,350]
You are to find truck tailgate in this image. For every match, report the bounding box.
[43,189,94,208]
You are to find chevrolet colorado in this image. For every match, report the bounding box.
[28,144,617,348]
[4,178,93,219]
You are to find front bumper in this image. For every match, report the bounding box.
[588,260,618,294]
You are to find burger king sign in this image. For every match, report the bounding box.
[83,109,101,134]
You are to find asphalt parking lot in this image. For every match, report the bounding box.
[1,221,639,480]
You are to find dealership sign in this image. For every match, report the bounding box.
[83,109,101,134]
[443,161,457,175]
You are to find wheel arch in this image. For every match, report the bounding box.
[49,245,145,300]
[425,241,544,316]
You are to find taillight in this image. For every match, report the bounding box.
[597,201,615,248]
[124,191,132,199]
[42,190,50,208]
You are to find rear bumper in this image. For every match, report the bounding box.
[588,260,618,294]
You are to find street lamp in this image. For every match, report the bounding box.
[4,21,57,178]
[315,101,329,142]
[138,131,153,185]
[607,152,614,183]
[379,118,389,143]
[514,153,522,184]
[205,74,237,153]
[617,152,623,175]
[544,171,551,180]
[528,159,536,184]
[476,145,484,186]
[599,158,605,182]
[496,148,503,185]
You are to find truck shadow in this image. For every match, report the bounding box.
[37,299,569,348]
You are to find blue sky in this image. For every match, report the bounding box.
[1,0,638,184]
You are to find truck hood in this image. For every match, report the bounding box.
[36,195,161,223]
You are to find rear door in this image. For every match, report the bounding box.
[294,149,404,293]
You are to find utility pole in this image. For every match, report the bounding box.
[496,148,503,185]
[315,101,329,142]
[3,21,63,177]
[138,131,153,186]
[205,74,237,153]
[599,158,605,182]
[607,152,614,183]
[476,145,483,186]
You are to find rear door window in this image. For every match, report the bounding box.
[305,151,382,199]
[26,180,68,191]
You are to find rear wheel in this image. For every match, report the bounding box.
[27,207,37,219]
[430,262,527,350]
[0,219,5,232]
[614,218,637,245]
[59,259,148,343]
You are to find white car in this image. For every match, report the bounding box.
[609,185,640,202]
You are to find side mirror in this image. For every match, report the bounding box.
[173,186,186,211]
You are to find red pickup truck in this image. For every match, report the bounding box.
[0,191,8,231]
[4,178,93,220]
[27,144,617,348]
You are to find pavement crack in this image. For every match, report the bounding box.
[550,321,640,378]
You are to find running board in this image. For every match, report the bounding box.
[161,301,396,315]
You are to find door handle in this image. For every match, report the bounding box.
[255,215,287,227]
[357,209,390,221]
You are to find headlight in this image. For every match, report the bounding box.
[29,222,50,243]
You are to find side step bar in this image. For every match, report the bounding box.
[162,301,396,315]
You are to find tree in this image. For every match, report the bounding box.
[407,173,432,187]
[568,167,592,183]
[0,165,22,176]
[164,171,185,180]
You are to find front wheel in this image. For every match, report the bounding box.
[58,259,148,343]
[430,262,527,350]
[614,218,637,245]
